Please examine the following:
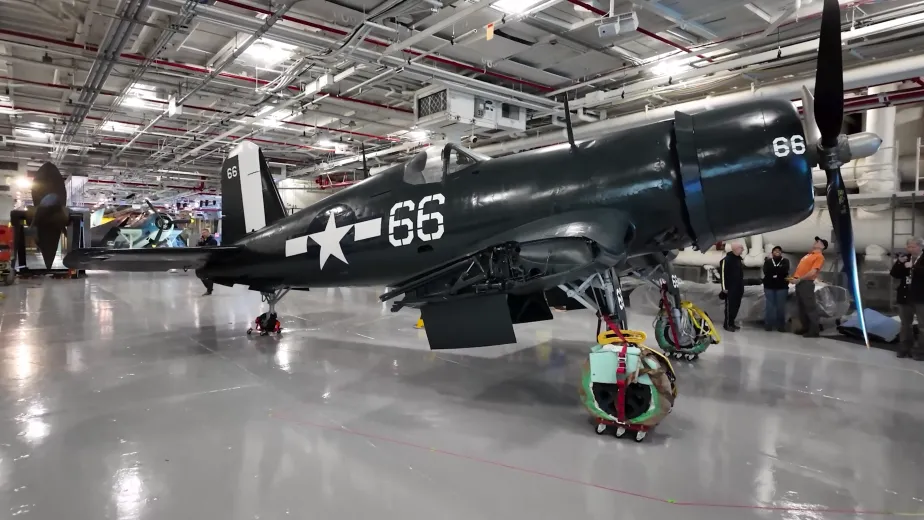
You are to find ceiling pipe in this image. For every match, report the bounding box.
[475,54,924,156]
[211,0,555,92]
[0,29,412,116]
[572,11,924,110]
[564,0,714,63]
[0,75,402,141]
[169,0,562,108]
[57,0,151,159]
[110,0,304,162]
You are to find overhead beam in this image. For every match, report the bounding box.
[743,3,773,23]
[382,0,495,56]
[631,0,717,40]
[759,5,797,38]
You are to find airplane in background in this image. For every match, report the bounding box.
[63,0,872,349]
[89,202,191,249]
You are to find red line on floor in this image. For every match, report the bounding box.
[270,412,905,516]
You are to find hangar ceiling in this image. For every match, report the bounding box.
[1,0,924,203]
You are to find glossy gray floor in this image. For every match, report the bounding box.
[0,272,922,520]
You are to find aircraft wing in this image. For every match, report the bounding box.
[63,246,239,272]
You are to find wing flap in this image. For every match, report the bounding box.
[64,246,239,272]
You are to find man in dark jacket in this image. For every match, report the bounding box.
[890,237,924,360]
[719,243,745,332]
[762,246,791,332]
[197,228,218,296]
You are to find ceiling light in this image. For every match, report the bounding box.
[650,61,691,77]
[14,128,50,140]
[28,122,47,129]
[101,121,138,133]
[14,176,32,189]
[491,0,544,15]
[318,139,336,147]
[406,130,429,141]
[243,38,296,67]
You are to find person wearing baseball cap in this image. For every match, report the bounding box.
[791,237,827,337]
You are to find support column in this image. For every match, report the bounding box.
[862,84,899,193]
[65,175,88,207]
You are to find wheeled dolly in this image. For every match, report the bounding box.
[247,288,290,336]
[247,312,282,336]
[593,418,650,442]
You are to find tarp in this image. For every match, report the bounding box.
[838,308,902,343]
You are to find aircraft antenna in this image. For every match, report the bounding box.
[562,96,576,152]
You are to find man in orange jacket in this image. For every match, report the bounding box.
[791,237,826,337]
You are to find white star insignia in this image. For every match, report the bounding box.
[309,213,353,269]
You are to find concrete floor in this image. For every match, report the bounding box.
[0,272,922,520]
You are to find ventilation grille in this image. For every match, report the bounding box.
[417,90,447,117]
[0,161,18,172]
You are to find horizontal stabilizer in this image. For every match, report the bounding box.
[63,246,239,272]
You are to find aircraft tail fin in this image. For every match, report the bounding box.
[219,141,287,244]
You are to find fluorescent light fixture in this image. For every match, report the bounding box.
[121,83,160,110]
[491,0,544,15]
[650,60,691,77]
[14,176,32,189]
[101,121,138,133]
[243,38,296,67]
[14,128,50,140]
[406,130,429,141]
[318,139,336,147]
[28,122,47,129]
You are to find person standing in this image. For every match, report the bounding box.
[719,243,745,332]
[763,246,791,332]
[792,237,826,338]
[890,237,924,360]
[197,228,218,296]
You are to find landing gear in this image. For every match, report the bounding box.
[247,288,289,336]
[570,268,677,443]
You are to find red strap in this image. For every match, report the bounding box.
[615,343,627,422]
[600,313,629,423]
[661,285,681,348]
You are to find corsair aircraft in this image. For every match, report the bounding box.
[64,0,872,349]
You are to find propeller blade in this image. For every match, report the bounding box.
[800,86,822,146]
[813,0,844,146]
[825,167,869,347]
[813,0,869,347]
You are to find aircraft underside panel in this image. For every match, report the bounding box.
[420,294,518,349]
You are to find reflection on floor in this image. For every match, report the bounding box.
[0,272,922,519]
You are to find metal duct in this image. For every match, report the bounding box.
[475,54,924,156]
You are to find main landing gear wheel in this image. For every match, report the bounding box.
[249,288,290,337]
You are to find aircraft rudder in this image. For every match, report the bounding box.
[219,141,285,244]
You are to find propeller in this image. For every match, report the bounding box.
[143,199,174,248]
[30,162,69,270]
[811,0,869,347]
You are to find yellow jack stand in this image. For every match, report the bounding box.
[415,317,425,329]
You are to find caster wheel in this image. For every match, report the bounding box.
[692,354,700,360]
[614,427,626,438]
[634,431,647,442]
[260,331,269,337]
[673,352,683,359]
[595,423,608,435]
[246,328,252,335]
[684,353,696,361]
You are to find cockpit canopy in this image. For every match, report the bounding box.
[403,143,488,185]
